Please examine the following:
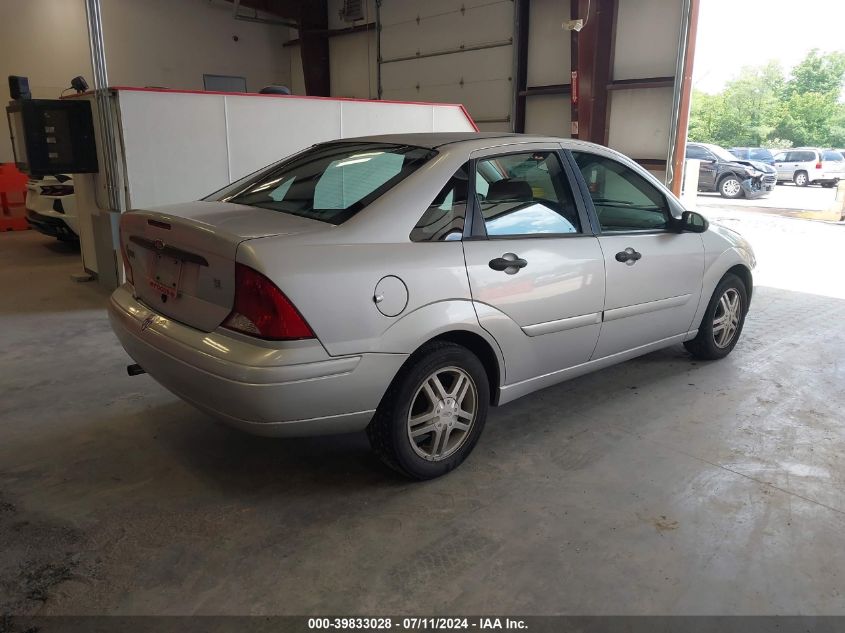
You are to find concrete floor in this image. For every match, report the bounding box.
[1,217,845,616]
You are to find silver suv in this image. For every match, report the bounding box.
[773,148,845,187]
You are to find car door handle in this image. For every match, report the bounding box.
[615,248,642,265]
[489,253,527,273]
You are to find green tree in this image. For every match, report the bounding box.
[773,91,845,147]
[785,49,845,97]
[689,63,784,146]
[689,51,845,149]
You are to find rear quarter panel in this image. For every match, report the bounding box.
[236,239,475,357]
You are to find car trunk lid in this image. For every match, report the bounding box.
[121,200,326,332]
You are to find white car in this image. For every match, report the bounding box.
[25,175,78,240]
[772,148,845,187]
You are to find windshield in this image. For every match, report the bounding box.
[207,142,436,225]
[707,145,741,162]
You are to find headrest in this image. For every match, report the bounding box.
[486,179,532,201]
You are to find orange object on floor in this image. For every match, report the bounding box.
[0,163,29,231]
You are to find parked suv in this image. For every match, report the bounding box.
[686,142,776,199]
[772,148,845,187]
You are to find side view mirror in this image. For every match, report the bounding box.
[676,210,708,233]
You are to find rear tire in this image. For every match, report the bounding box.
[684,273,748,361]
[367,342,489,480]
[793,171,809,187]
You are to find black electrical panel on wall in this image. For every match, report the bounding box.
[6,99,99,175]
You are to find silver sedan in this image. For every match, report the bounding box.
[109,133,755,479]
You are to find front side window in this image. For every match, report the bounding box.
[573,151,671,232]
[774,152,787,162]
[823,150,843,162]
[474,151,581,237]
[410,163,469,242]
[209,142,435,225]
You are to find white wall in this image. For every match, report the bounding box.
[613,0,681,81]
[608,0,683,173]
[524,0,572,136]
[526,0,571,88]
[0,0,291,162]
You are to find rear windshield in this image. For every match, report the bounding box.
[207,142,435,224]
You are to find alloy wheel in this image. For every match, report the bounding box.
[712,288,742,348]
[407,366,478,461]
[721,178,741,197]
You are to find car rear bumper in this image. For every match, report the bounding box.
[25,209,78,239]
[108,284,407,437]
[811,172,843,182]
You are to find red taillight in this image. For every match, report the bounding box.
[119,225,134,286]
[816,162,823,169]
[223,264,314,340]
[41,185,73,196]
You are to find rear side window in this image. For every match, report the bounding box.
[474,151,581,237]
[410,163,469,242]
[212,142,435,225]
[823,150,843,161]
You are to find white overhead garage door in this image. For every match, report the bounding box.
[378,0,514,131]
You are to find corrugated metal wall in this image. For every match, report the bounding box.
[289,0,686,178]
[378,0,514,131]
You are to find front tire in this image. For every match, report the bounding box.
[793,171,809,187]
[684,273,748,360]
[367,342,490,480]
[718,175,743,199]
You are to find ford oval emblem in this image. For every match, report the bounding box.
[154,239,165,250]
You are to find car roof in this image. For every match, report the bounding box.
[332,132,616,154]
[332,132,531,148]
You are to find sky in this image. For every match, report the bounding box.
[693,0,845,94]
